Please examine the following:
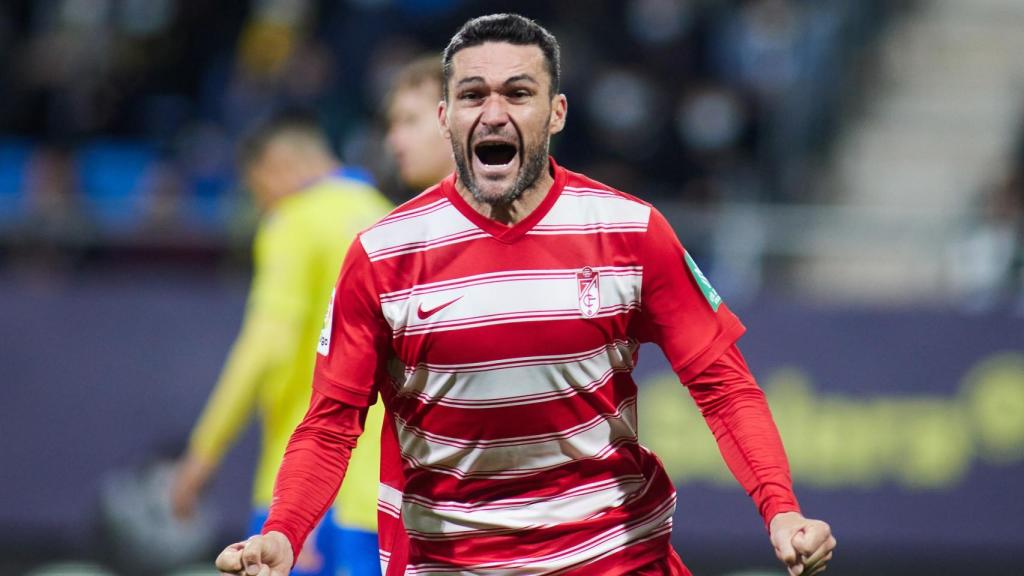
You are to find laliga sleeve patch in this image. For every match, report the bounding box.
[684,251,721,312]
[317,288,335,356]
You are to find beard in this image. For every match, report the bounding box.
[452,131,550,207]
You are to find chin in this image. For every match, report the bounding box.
[471,179,515,204]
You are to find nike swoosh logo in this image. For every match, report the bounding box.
[416,296,462,320]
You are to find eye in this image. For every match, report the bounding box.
[459,90,482,102]
[509,89,532,101]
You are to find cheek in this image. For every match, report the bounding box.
[385,128,402,148]
[417,118,440,140]
[449,111,477,136]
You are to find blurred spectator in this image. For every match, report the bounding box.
[384,54,455,195]
[952,167,1024,313]
[715,0,802,106]
[220,0,316,135]
[586,67,666,161]
[626,0,695,48]
[0,1,903,270]
[12,144,92,274]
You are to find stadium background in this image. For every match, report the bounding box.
[1,0,1022,575]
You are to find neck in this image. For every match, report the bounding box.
[266,158,341,211]
[291,158,341,193]
[455,168,554,226]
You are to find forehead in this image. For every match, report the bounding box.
[450,42,548,86]
[390,81,441,113]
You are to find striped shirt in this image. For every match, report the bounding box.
[313,158,745,574]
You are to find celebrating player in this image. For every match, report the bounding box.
[172,110,391,576]
[215,14,835,576]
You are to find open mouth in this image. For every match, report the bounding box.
[474,141,518,166]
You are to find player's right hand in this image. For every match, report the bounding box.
[170,453,216,520]
[216,531,293,576]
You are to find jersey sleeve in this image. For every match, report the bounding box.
[312,237,391,407]
[687,344,801,528]
[262,390,369,562]
[633,207,746,382]
[248,212,312,322]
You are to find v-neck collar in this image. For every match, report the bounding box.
[441,157,566,244]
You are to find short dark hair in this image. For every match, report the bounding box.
[238,108,328,168]
[442,13,561,101]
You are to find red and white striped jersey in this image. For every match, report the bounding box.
[313,159,745,575]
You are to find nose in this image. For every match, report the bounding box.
[479,93,510,128]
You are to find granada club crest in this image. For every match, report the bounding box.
[577,267,600,318]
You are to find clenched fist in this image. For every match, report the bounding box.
[216,531,294,576]
[769,512,836,576]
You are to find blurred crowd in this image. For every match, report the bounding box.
[0,0,903,262]
[953,120,1024,312]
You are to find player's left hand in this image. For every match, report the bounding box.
[769,511,835,576]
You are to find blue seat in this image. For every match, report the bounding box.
[0,138,32,225]
[78,140,157,231]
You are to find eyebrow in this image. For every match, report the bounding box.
[504,74,539,86]
[455,74,540,88]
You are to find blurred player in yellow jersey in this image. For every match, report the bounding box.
[171,110,392,576]
[386,55,455,192]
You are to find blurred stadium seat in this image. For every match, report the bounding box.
[77,140,157,232]
[0,138,31,226]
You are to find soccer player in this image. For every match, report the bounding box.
[171,110,391,576]
[214,15,835,576]
[385,55,456,192]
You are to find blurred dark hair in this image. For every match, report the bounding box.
[441,13,561,100]
[238,108,329,168]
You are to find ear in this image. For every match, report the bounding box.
[548,93,568,135]
[438,99,452,141]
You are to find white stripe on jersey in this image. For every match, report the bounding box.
[394,341,637,408]
[361,200,487,262]
[526,223,650,236]
[396,398,638,479]
[529,190,651,235]
[377,197,449,225]
[361,189,651,262]
[404,493,676,575]
[561,186,624,197]
[402,475,650,539]
[380,268,642,337]
[378,483,403,519]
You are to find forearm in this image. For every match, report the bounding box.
[686,345,800,528]
[262,391,368,562]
